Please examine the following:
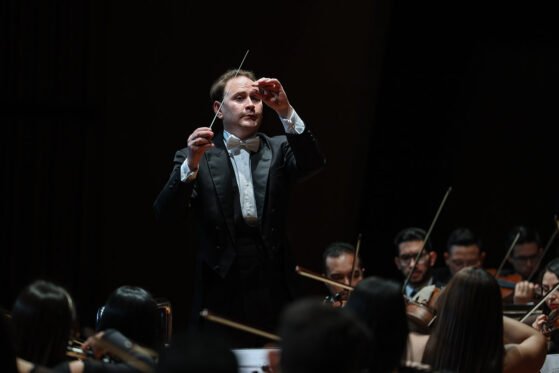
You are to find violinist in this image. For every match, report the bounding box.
[433,227,486,286]
[394,227,442,298]
[322,242,365,307]
[528,258,559,353]
[502,226,543,304]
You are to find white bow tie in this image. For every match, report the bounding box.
[226,135,260,155]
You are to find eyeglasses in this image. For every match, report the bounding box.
[511,254,540,263]
[449,259,481,268]
[398,253,430,265]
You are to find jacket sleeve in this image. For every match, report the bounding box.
[153,148,196,222]
[284,127,326,183]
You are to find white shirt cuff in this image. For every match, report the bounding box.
[180,159,198,182]
[280,107,305,135]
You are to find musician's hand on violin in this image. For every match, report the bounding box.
[514,281,537,305]
[81,331,107,359]
[532,314,548,333]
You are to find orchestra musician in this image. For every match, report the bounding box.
[393,227,443,298]
[409,267,547,373]
[502,226,544,304]
[527,258,559,353]
[322,242,365,307]
[344,277,410,372]
[432,227,486,286]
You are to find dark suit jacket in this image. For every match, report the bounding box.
[153,128,325,319]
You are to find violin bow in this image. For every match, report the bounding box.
[520,281,559,323]
[209,49,250,129]
[295,266,355,291]
[402,186,452,294]
[526,216,559,283]
[495,232,521,278]
[200,309,280,341]
[348,233,362,289]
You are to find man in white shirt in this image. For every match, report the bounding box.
[153,69,325,347]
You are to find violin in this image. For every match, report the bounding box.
[486,269,523,299]
[323,292,346,308]
[543,308,559,337]
[405,285,441,334]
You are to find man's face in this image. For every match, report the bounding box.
[444,245,484,275]
[215,76,263,138]
[508,242,542,279]
[394,240,436,284]
[324,253,364,300]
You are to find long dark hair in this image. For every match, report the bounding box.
[344,277,408,373]
[422,267,504,372]
[541,258,559,315]
[11,280,76,367]
[96,286,160,350]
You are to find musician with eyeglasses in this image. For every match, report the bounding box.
[431,227,486,286]
[502,226,544,304]
[394,227,442,298]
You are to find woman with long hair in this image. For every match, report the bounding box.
[414,267,546,373]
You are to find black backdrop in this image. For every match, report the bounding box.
[2,1,557,331]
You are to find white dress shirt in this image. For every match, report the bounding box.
[180,109,305,225]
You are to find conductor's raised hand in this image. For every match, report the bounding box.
[253,78,291,118]
[186,127,214,170]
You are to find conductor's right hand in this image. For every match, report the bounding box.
[186,127,214,170]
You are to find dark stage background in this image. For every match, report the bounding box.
[2,1,558,332]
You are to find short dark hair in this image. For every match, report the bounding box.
[322,242,358,273]
[97,286,161,350]
[393,227,432,253]
[278,298,370,373]
[209,69,257,102]
[506,225,541,249]
[446,227,482,253]
[344,277,408,373]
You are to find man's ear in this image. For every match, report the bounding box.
[429,251,437,266]
[480,251,486,264]
[267,348,280,373]
[394,257,402,270]
[213,101,223,118]
[444,251,449,265]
